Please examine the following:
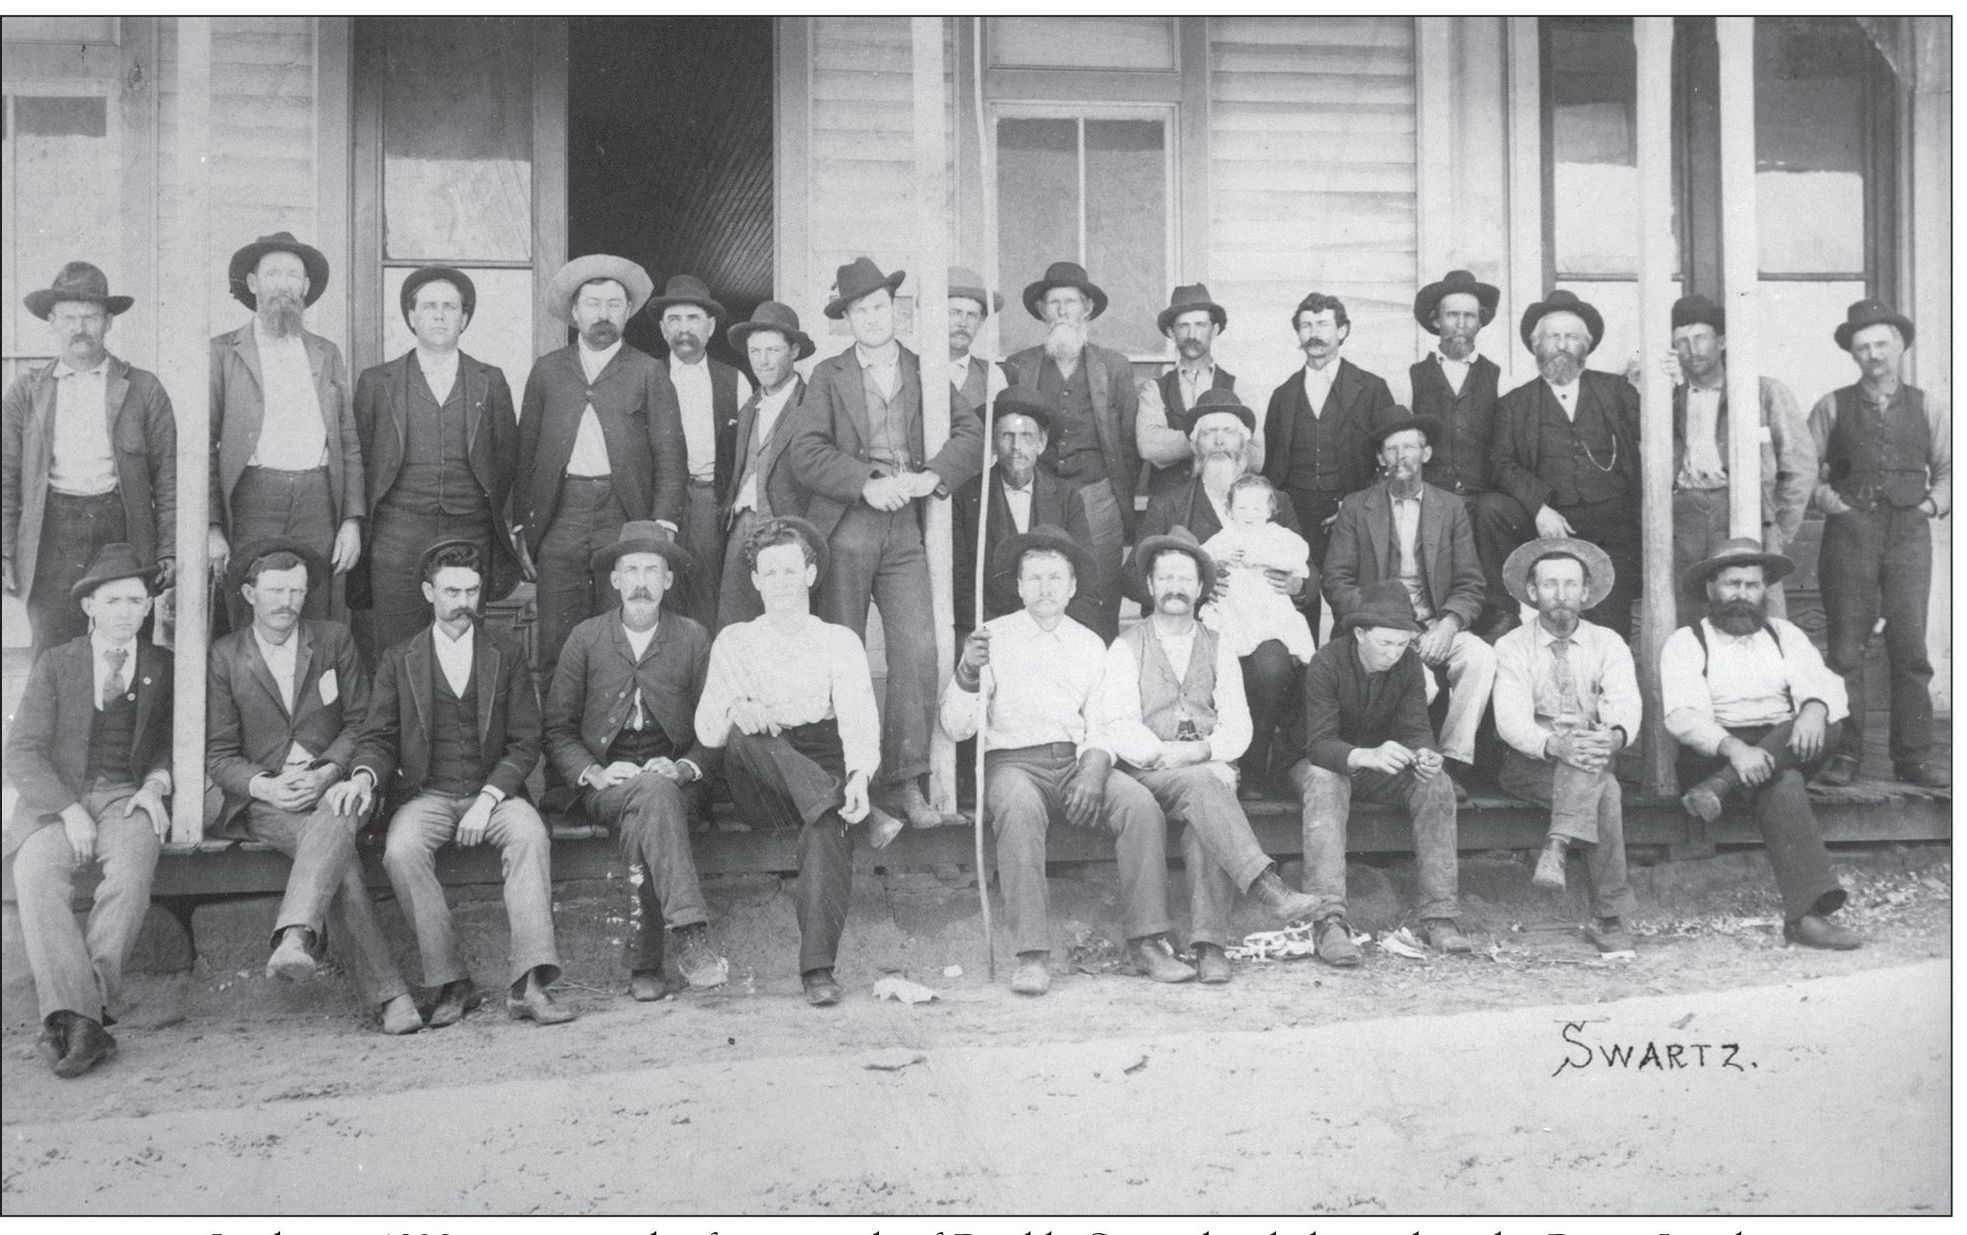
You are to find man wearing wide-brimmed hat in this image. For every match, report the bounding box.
[1097,528,1322,985]
[4,543,174,1077]
[1805,298,1949,789]
[4,262,178,661]
[1660,293,1815,626]
[786,256,984,828]
[1137,282,1255,498]
[351,266,524,657]
[946,264,1008,414]
[516,254,687,684]
[1661,538,1862,949]
[544,522,730,1000]
[1485,288,1643,638]
[952,386,1107,638]
[717,301,815,629]
[648,274,753,632]
[1490,537,1641,954]
[205,537,420,1034]
[210,232,364,630]
[1291,579,1468,966]
[943,524,1195,994]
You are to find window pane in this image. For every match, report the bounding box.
[1555,279,1681,379]
[382,266,537,414]
[1549,21,1638,276]
[995,117,1078,359]
[381,18,532,261]
[3,95,119,365]
[989,17,1176,71]
[3,18,117,43]
[1755,20,1869,274]
[1083,119,1167,357]
[1757,279,1867,408]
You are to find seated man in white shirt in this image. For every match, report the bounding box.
[942,525,1194,996]
[694,517,903,1008]
[1661,538,1858,950]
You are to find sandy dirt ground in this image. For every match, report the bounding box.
[0,846,1952,1216]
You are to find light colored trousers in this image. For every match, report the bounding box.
[239,798,408,1004]
[1497,749,1638,920]
[381,792,560,989]
[13,782,160,1025]
[1422,627,1497,765]
[1124,763,1275,949]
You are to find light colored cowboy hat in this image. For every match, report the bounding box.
[1503,536,1617,611]
[1679,535,1794,596]
[546,254,655,323]
[948,265,1004,316]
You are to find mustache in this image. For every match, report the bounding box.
[625,587,656,601]
[584,321,622,345]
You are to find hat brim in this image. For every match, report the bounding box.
[745,516,831,585]
[1502,536,1617,611]
[1520,299,1605,355]
[824,270,907,320]
[1180,404,1257,435]
[69,563,159,602]
[1834,314,1915,352]
[547,256,655,323]
[226,536,330,599]
[647,293,728,323]
[993,527,1096,589]
[229,239,331,310]
[400,267,478,326]
[592,535,694,576]
[1022,277,1109,322]
[1680,549,1794,596]
[1135,536,1217,602]
[728,320,816,361]
[24,290,134,320]
[1413,278,1499,334]
[1367,413,1443,454]
[1338,609,1425,635]
[993,394,1059,437]
[1157,302,1227,336]
[950,287,1005,317]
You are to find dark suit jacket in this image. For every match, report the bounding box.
[542,609,712,786]
[2,356,178,595]
[209,323,362,529]
[1302,629,1436,775]
[1490,370,1642,517]
[693,356,746,506]
[515,342,687,551]
[205,618,369,836]
[349,349,523,604]
[353,624,539,809]
[951,467,1101,635]
[3,637,172,855]
[1323,481,1485,627]
[1003,342,1142,537]
[786,344,985,540]
[726,376,807,525]
[1125,477,1313,610]
[1261,358,1394,501]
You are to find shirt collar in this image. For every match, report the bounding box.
[579,338,624,368]
[855,340,900,368]
[1436,349,1471,367]
[416,347,460,374]
[622,616,660,643]
[253,624,298,659]
[254,318,305,352]
[1532,618,1584,649]
[91,632,138,662]
[53,356,110,379]
[1177,359,1216,382]
[1702,616,1770,646]
[668,354,708,377]
[434,622,474,649]
[1002,472,1034,495]
[1544,376,1580,398]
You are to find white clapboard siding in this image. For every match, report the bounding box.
[1208,16,1420,401]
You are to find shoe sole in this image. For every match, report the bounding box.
[1531,871,1566,891]
[266,952,317,983]
[506,1002,577,1025]
[680,958,730,989]
[1318,952,1363,969]
[53,1042,115,1078]
[1145,968,1197,984]
[1198,970,1232,985]
[805,988,842,1007]
[380,1016,424,1036]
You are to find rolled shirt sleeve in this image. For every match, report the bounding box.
[937,667,985,744]
[1774,618,1849,724]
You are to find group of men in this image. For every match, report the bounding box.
[1,237,1946,1073]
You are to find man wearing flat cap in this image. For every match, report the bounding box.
[1662,538,1862,949]
[1490,537,1641,954]
[1807,299,1949,789]
[1485,289,1643,638]
[210,232,364,630]
[4,262,177,661]
[717,301,814,630]
[947,265,1008,416]
[786,256,984,828]
[351,266,523,657]
[943,524,1195,995]
[544,522,729,1000]
[516,255,687,685]
[206,538,421,1034]
[1661,293,1814,626]
[1137,283,1256,498]
[953,386,1107,639]
[1262,291,1397,633]
[4,543,174,1077]
[1290,579,1469,966]
[649,274,752,632]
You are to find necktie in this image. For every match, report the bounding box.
[101,646,128,709]
[1548,637,1583,725]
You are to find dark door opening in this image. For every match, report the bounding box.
[567,17,775,371]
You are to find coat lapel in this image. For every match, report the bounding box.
[474,632,498,742]
[404,630,433,740]
[245,630,291,718]
[1084,350,1115,460]
[130,643,164,748]
[839,354,872,447]
[391,352,414,460]
[1417,486,1447,590]
[290,623,317,720]
[104,361,131,448]
[233,325,266,449]
[1364,485,1395,577]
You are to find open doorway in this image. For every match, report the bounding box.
[567,17,775,370]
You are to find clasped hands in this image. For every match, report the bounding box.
[862,470,940,512]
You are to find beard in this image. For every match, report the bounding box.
[1539,603,1580,634]
[1708,596,1767,637]
[1536,340,1586,386]
[1438,327,1477,361]
[1384,467,1423,499]
[1198,448,1249,494]
[1044,320,1088,364]
[258,290,305,339]
[582,319,622,349]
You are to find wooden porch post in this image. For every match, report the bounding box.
[1715,18,1763,540]
[168,17,214,844]
[1633,18,1678,796]
[912,16,958,812]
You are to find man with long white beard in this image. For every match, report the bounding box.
[1661,539,1860,950]
[209,233,365,629]
[1485,290,1643,636]
[1002,261,1135,637]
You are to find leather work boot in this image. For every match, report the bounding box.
[52,1013,116,1079]
[1816,753,1859,787]
[888,780,960,828]
[1011,952,1052,996]
[628,971,669,1002]
[1895,763,1951,791]
[673,922,730,989]
[265,926,318,982]
[1192,942,1233,985]
[379,994,424,1035]
[35,1019,69,1069]
[1784,913,1862,951]
[507,972,577,1025]
[1680,776,1727,824]
[1247,867,1320,924]
[864,804,905,849]
[802,968,843,1006]
[1314,916,1363,968]
[1127,936,1196,984]
[1422,917,1473,954]
[1583,916,1635,955]
[428,979,481,1028]
[1532,836,1569,891]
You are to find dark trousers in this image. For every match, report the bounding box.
[1678,719,1846,922]
[583,772,711,974]
[818,504,936,786]
[715,507,763,632]
[1466,490,1527,622]
[1060,476,1125,642]
[722,723,854,974]
[676,481,724,632]
[1820,505,1933,769]
[27,489,127,661]
[1559,496,1640,637]
[1281,485,1345,633]
[228,466,336,629]
[367,503,494,657]
[533,477,629,683]
[1241,639,1298,785]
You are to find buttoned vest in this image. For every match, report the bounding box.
[1149,365,1237,496]
[85,690,139,784]
[1122,622,1220,743]
[1827,385,1930,508]
[1537,392,1629,507]
[427,658,484,796]
[1409,357,1497,495]
[395,364,479,516]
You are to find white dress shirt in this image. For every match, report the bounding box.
[1491,618,1642,759]
[1001,476,1034,533]
[1436,350,1472,396]
[433,621,476,698]
[1544,377,1581,421]
[622,619,656,729]
[253,626,301,714]
[671,355,753,482]
[249,322,328,470]
[734,379,800,514]
[1095,623,1252,770]
[938,610,1106,754]
[48,358,117,495]
[1390,492,1429,620]
[416,347,460,405]
[950,352,1007,404]
[1661,617,1849,757]
[856,340,901,402]
[91,633,140,712]
[695,614,882,782]
[1301,361,1339,417]
[1679,384,1728,487]
[566,339,624,476]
